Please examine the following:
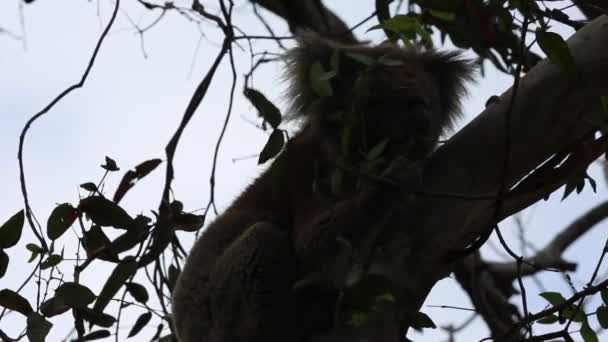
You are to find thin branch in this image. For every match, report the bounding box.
[489,200,608,279]
[17,0,120,253]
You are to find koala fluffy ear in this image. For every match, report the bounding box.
[423,52,476,130]
[284,32,366,119]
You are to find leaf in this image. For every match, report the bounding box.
[78,307,116,327]
[601,288,608,306]
[375,293,396,303]
[536,29,576,73]
[540,292,567,306]
[26,243,43,263]
[173,213,206,232]
[151,323,163,341]
[26,312,52,342]
[409,311,437,330]
[41,254,62,270]
[597,305,608,329]
[55,282,96,308]
[101,156,119,172]
[110,229,149,255]
[79,196,133,229]
[536,314,559,324]
[125,282,149,304]
[47,203,78,240]
[562,304,586,323]
[128,311,152,337]
[0,250,8,278]
[0,289,34,315]
[82,225,118,262]
[586,173,597,193]
[309,61,335,97]
[428,9,455,21]
[347,312,368,327]
[40,297,70,317]
[82,330,111,341]
[581,321,598,342]
[113,159,163,204]
[168,265,180,292]
[377,56,404,66]
[80,182,98,192]
[94,258,138,313]
[244,88,282,129]
[345,52,376,66]
[258,130,285,164]
[0,209,25,249]
[367,138,390,160]
[539,291,585,323]
[371,15,432,46]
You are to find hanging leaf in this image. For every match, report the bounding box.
[0,209,25,249]
[81,330,111,341]
[78,307,116,327]
[540,292,567,306]
[370,15,432,47]
[0,289,33,315]
[128,311,152,337]
[428,10,455,21]
[40,296,70,317]
[26,243,43,263]
[125,282,149,304]
[151,323,164,341]
[309,61,336,97]
[101,156,119,172]
[596,305,608,329]
[0,250,7,278]
[601,288,608,306]
[258,130,285,164]
[345,52,376,66]
[168,264,180,292]
[244,88,282,129]
[79,196,133,229]
[55,282,96,308]
[26,312,52,342]
[581,321,598,342]
[173,213,206,232]
[367,138,390,160]
[409,311,437,330]
[113,159,162,204]
[94,258,138,313]
[82,225,118,262]
[47,203,78,240]
[41,254,62,270]
[536,314,559,324]
[536,29,576,73]
[80,182,98,192]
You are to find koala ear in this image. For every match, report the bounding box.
[284,32,367,119]
[423,52,476,130]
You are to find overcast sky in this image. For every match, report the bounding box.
[0,1,606,341]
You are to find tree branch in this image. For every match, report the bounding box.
[249,0,357,42]
[489,200,608,279]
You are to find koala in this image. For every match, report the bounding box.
[171,32,473,342]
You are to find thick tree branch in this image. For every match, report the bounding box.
[421,15,608,263]
[250,0,356,42]
[367,15,608,337]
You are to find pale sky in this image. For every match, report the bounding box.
[0,1,606,341]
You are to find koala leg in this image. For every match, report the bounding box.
[208,221,297,342]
